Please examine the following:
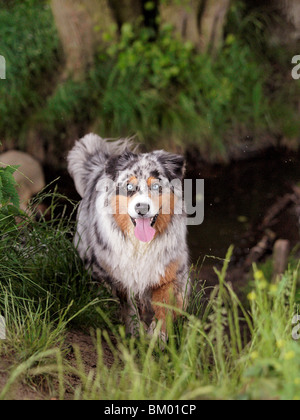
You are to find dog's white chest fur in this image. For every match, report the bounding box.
[107,235,164,295]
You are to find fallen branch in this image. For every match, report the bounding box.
[244,229,276,269]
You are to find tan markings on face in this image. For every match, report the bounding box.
[152,191,176,235]
[129,176,138,185]
[151,261,183,331]
[111,194,132,234]
[147,176,158,187]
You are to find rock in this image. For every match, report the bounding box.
[0,150,45,211]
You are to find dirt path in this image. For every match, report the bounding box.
[0,330,115,400]
[60,330,115,400]
[0,359,45,400]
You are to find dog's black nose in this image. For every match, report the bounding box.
[135,203,150,216]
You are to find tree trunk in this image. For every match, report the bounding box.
[160,0,230,54]
[160,0,201,48]
[108,0,143,29]
[247,0,300,46]
[51,0,115,80]
[278,0,300,41]
[199,0,231,54]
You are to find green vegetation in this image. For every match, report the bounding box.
[0,192,117,331]
[0,0,60,140]
[258,248,300,305]
[35,19,295,159]
[0,143,20,232]
[97,24,270,155]
[0,1,299,161]
[0,165,20,209]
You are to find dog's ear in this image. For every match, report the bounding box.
[105,150,138,180]
[105,155,121,180]
[156,151,186,181]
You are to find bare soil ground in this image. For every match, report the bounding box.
[0,330,114,400]
[0,358,45,400]
[62,330,114,399]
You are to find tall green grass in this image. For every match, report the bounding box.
[47,261,300,400]
[0,190,118,357]
[1,237,299,400]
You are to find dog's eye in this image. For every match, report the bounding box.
[127,183,135,192]
[151,183,160,192]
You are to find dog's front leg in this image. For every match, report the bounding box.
[149,280,183,344]
[120,295,141,337]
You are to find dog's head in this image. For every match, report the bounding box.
[101,149,185,243]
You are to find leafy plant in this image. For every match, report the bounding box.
[0,0,60,140]
[0,145,20,233]
[1,0,299,162]
[93,22,271,157]
[0,165,19,208]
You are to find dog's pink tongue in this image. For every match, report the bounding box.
[134,218,156,243]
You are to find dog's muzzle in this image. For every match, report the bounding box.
[128,196,159,243]
[135,202,151,216]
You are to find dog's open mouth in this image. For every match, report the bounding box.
[130,215,158,243]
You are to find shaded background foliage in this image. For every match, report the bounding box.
[0,0,299,166]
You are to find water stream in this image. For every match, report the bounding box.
[187,148,300,265]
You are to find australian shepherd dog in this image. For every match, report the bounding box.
[68,134,190,340]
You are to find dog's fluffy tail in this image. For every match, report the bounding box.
[67,133,136,197]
